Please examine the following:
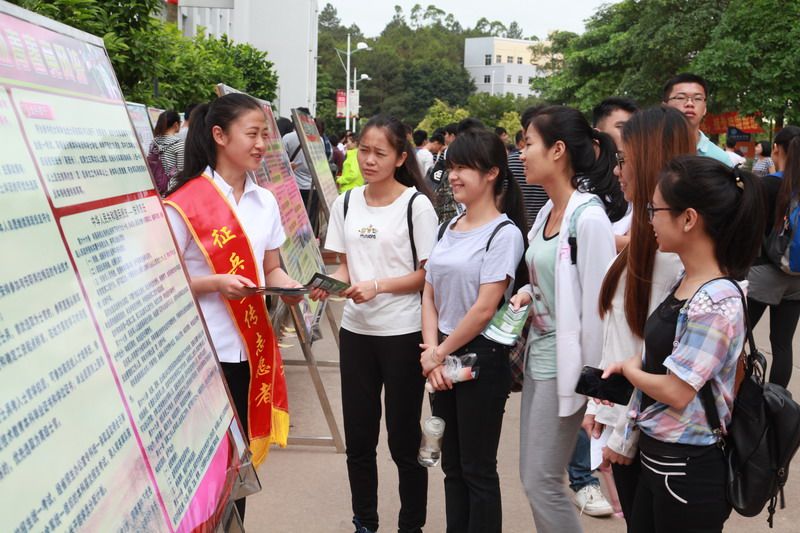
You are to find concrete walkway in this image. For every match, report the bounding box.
[244,299,800,532]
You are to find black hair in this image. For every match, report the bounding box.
[520,104,546,130]
[773,126,800,228]
[413,129,428,147]
[444,123,458,136]
[446,129,529,286]
[360,114,432,197]
[495,126,508,136]
[297,107,311,115]
[456,117,486,134]
[658,156,764,279]
[514,130,524,144]
[154,110,180,136]
[662,73,709,102]
[429,133,445,144]
[524,105,628,222]
[183,103,198,123]
[592,97,638,127]
[276,116,294,137]
[171,93,264,191]
[432,127,445,138]
[758,140,772,158]
[726,138,737,149]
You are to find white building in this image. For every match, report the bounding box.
[463,37,547,98]
[176,0,318,117]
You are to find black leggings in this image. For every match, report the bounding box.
[221,361,250,521]
[747,297,800,387]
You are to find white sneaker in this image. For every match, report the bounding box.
[573,484,614,517]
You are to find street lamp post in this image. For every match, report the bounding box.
[336,34,370,131]
[352,67,371,133]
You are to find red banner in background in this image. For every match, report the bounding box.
[335,89,346,118]
[702,112,764,135]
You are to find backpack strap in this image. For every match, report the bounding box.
[407,191,422,270]
[343,189,351,220]
[289,144,302,162]
[567,197,604,265]
[486,220,513,251]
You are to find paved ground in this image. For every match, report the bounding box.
[244,298,800,532]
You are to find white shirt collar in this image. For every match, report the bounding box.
[203,165,261,204]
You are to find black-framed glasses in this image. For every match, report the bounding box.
[615,151,625,167]
[667,94,707,105]
[646,202,678,222]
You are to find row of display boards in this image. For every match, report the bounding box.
[0,2,344,531]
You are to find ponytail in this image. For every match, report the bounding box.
[775,128,800,228]
[169,94,263,194]
[526,105,626,222]
[658,156,764,279]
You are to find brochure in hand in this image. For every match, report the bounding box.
[249,286,310,296]
[482,302,530,346]
[305,272,351,294]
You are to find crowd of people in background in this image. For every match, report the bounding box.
[157,71,799,533]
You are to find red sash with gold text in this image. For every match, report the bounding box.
[165,174,289,467]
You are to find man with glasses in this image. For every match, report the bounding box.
[662,73,732,166]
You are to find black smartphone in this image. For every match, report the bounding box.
[574,365,634,405]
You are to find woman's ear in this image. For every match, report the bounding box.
[211,125,226,146]
[552,140,567,161]
[683,207,699,232]
[395,150,408,168]
[485,166,500,182]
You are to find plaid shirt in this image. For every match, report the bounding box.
[635,279,745,446]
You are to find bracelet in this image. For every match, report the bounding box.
[373,279,379,294]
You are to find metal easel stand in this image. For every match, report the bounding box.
[284,301,345,452]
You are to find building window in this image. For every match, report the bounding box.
[506,74,512,83]
[518,76,523,84]
[517,56,523,64]
[484,54,491,66]
[507,55,513,63]
[496,54,501,64]
[483,74,491,83]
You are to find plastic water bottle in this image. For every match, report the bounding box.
[417,416,446,467]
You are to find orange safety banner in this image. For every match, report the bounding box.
[165,174,289,467]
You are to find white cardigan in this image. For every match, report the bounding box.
[520,190,617,417]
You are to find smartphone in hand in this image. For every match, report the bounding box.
[574,365,634,405]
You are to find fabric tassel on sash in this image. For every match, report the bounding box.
[165,174,289,467]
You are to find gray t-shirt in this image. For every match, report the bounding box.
[282,131,312,190]
[425,214,525,335]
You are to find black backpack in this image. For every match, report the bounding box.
[343,189,423,270]
[700,280,800,527]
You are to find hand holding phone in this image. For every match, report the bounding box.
[574,365,634,405]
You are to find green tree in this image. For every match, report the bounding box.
[498,111,523,137]
[692,0,800,126]
[417,99,469,131]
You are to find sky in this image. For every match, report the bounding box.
[324,0,617,40]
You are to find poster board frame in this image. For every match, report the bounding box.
[0,3,256,530]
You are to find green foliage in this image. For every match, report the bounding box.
[9,0,278,110]
[497,111,522,137]
[416,99,469,132]
[691,0,800,125]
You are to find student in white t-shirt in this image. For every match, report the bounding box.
[420,128,527,533]
[311,115,438,533]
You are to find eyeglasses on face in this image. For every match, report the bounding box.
[646,202,679,222]
[615,152,625,167]
[667,94,707,105]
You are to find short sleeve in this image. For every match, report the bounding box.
[261,189,287,250]
[411,194,439,263]
[323,193,347,254]
[165,204,192,254]
[480,223,524,285]
[663,292,742,391]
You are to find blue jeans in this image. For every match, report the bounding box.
[568,428,599,492]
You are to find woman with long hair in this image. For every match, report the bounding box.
[510,105,623,532]
[164,94,303,519]
[746,126,800,387]
[149,109,184,194]
[751,140,775,177]
[603,156,764,531]
[310,115,438,533]
[420,127,527,533]
[585,106,694,527]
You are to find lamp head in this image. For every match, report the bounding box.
[355,41,370,51]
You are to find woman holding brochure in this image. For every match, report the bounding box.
[310,115,438,533]
[509,105,623,533]
[163,93,304,519]
[420,127,527,533]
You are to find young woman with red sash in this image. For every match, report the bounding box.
[164,93,303,519]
